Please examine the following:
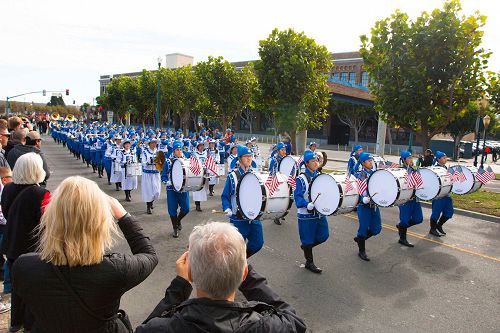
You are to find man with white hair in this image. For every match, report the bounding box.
[136,222,306,332]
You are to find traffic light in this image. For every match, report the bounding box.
[73,100,75,105]
[66,89,69,96]
[42,89,46,96]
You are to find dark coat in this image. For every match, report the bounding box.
[1,183,49,260]
[12,214,158,333]
[136,265,307,333]
[6,144,51,183]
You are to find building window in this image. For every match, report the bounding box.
[332,73,340,80]
[349,72,356,84]
[361,72,369,87]
[340,72,348,81]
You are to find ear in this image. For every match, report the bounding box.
[242,263,249,282]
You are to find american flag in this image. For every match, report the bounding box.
[486,166,496,181]
[388,161,399,168]
[287,174,296,191]
[453,166,467,183]
[345,173,354,192]
[204,154,218,176]
[408,170,423,189]
[356,177,367,196]
[189,155,201,176]
[475,167,496,185]
[296,155,304,166]
[446,170,457,183]
[265,175,281,196]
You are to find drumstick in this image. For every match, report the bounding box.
[313,192,322,204]
[211,209,226,214]
[371,192,379,197]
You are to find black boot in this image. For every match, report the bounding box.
[303,246,322,273]
[146,202,152,214]
[429,219,441,237]
[93,165,97,173]
[366,230,374,240]
[436,216,448,235]
[209,185,214,196]
[397,224,414,247]
[274,218,282,225]
[354,237,370,261]
[246,248,256,258]
[150,200,155,210]
[125,190,131,202]
[195,201,202,212]
[115,183,120,191]
[171,216,179,238]
[98,167,103,178]
[177,211,186,231]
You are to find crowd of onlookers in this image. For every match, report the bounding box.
[0,116,305,332]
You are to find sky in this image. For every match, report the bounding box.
[1,0,499,107]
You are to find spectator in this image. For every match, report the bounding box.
[0,167,12,314]
[13,176,158,333]
[0,126,9,167]
[1,153,50,332]
[7,130,50,185]
[417,149,434,167]
[136,222,306,333]
[7,117,23,133]
[4,128,26,158]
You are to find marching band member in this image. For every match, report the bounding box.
[268,142,288,225]
[161,141,190,238]
[294,151,329,273]
[95,135,106,178]
[89,136,97,174]
[109,136,123,191]
[397,150,423,247]
[347,144,363,175]
[103,135,114,185]
[117,139,138,202]
[141,138,161,215]
[307,141,317,153]
[192,141,208,212]
[221,145,264,258]
[430,151,453,237]
[226,144,238,173]
[354,152,381,261]
[206,139,220,196]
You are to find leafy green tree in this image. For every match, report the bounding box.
[195,56,257,131]
[329,101,375,142]
[488,72,500,113]
[360,0,490,150]
[105,76,129,123]
[47,95,66,107]
[254,28,332,152]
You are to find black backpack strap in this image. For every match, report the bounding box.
[52,265,116,322]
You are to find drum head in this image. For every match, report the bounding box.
[171,159,184,192]
[367,170,398,207]
[279,156,297,176]
[451,166,475,194]
[238,173,263,220]
[310,174,340,216]
[416,168,440,200]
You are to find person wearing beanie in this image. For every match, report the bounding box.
[347,144,363,175]
[429,151,454,237]
[353,152,382,261]
[294,150,330,273]
[221,145,264,258]
[192,141,208,212]
[268,142,289,225]
[397,151,423,247]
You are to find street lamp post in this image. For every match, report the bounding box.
[156,56,162,129]
[473,115,482,167]
[480,114,491,168]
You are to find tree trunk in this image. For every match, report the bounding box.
[386,127,393,145]
[295,130,307,155]
[418,122,430,152]
[290,128,297,155]
[354,128,359,142]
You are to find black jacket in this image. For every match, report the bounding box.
[12,214,158,333]
[1,183,49,260]
[6,144,51,183]
[136,265,306,333]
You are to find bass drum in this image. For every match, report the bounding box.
[278,155,300,177]
[330,173,360,215]
[308,173,359,216]
[170,158,206,192]
[416,167,452,201]
[450,165,482,195]
[236,172,293,220]
[126,163,142,177]
[367,168,414,207]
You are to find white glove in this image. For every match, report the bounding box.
[307,202,315,211]
[224,208,232,217]
[166,181,172,187]
[362,196,370,204]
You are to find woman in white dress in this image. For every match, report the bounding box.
[192,141,207,211]
[117,139,138,202]
[108,136,123,191]
[141,138,161,214]
[226,144,238,173]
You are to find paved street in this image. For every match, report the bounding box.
[42,137,500,333]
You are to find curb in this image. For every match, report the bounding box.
[420,202,500,223]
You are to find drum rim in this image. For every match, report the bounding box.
[236,171,266,220]
[170,158,187,192]
[367,169,415,207]
[450,165,482,195]
[417,167,448,199]
[278,156,299,176]
[308,173,339,216]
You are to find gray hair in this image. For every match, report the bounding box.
[12,152,46,184]
[189,222,246,299]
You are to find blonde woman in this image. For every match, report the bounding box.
[1,152,49,332]
[12,176,158,333]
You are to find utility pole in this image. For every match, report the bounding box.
[375,115,387,157]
